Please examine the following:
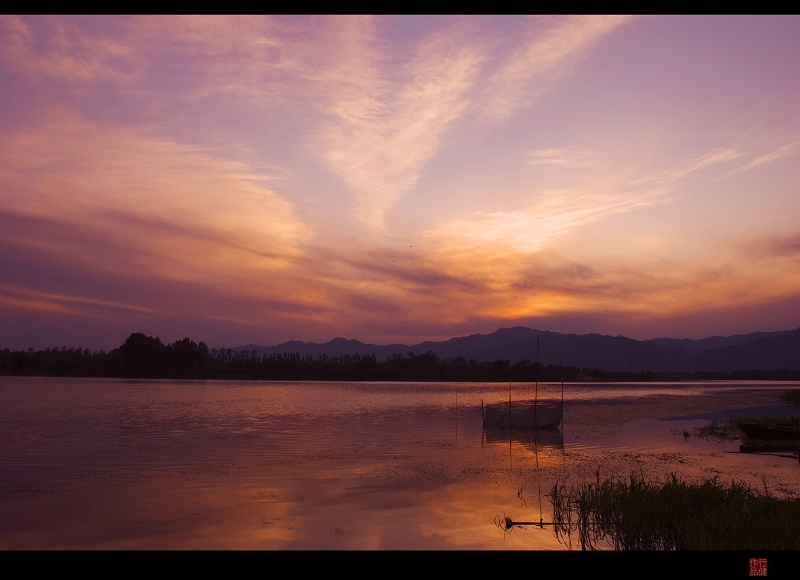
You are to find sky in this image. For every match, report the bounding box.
[2,15,800,351]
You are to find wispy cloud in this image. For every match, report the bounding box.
[1,15,318,118]
[3,16,800,347]
[314,17,483,226]
[416,143,753,309]
[630,147,742,188]
[479,16,631,123]
[720,139,800,179]
[0,16,141,84]
[313,17,631,226]
[2,16,633,230]
[0,113,312,289]
[132,16,317,107]
[426,190,633,257]
[0,280,160,317]
[523,148,592,167]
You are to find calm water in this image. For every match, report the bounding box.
[1,377,798,549]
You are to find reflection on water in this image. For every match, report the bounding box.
[1,377,798,549]
[484,426,564,447]
[483,425,564,452]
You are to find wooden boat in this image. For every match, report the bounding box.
[739,441,800,453]
[738,423,800,441]
[482,400,562,430]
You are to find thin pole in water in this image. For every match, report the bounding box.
[534,335,539,431]
[481,399,485,447]
[508,371,513,469]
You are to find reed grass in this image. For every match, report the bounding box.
[548,470,800,550]
[692,419,741,441]
[693,414,798,441]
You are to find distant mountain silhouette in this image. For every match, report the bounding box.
[235,326,799,373]
[651,330,792,353]
[462,331,693,372]
[687,329,800,372]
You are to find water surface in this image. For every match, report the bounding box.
[1,378,798,549]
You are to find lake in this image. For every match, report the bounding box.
[1,377,798,549]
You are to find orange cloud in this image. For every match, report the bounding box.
[1,112,311,291]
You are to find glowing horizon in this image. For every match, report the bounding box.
[2,16,800,350]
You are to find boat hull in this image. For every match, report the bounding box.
[738,423,800,441]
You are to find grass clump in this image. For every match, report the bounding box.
[693,415,799,442]
[548,470,800,550]
[693,419,741,441]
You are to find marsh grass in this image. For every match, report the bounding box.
[692,419,742,441]
[693,414,799,442]
[548,470,800,550]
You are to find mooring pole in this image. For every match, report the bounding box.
[455,390,458,446]
[508,379,512,428]
[534,335,539,431]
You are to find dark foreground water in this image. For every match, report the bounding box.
[1,377,798,549]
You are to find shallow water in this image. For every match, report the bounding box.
[1,377,798,549]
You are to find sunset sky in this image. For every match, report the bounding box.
[2,15,800,350]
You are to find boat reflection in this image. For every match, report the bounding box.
[482,423,564,452]
[481,397,564,452]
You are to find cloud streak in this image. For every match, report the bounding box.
[720,140,800,179]
[312,16,631,226]
[423,143,739,269]
[0,16,141,84]
[630,147,743,189]
[479,16,631,123]
[0,113,312,296]
[314,18,483,226]
[524,148,592,167]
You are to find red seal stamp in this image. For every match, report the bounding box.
[749,558,767,577]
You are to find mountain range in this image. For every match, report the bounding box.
[235,327,800,373]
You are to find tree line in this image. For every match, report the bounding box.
[2,332,799,381]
